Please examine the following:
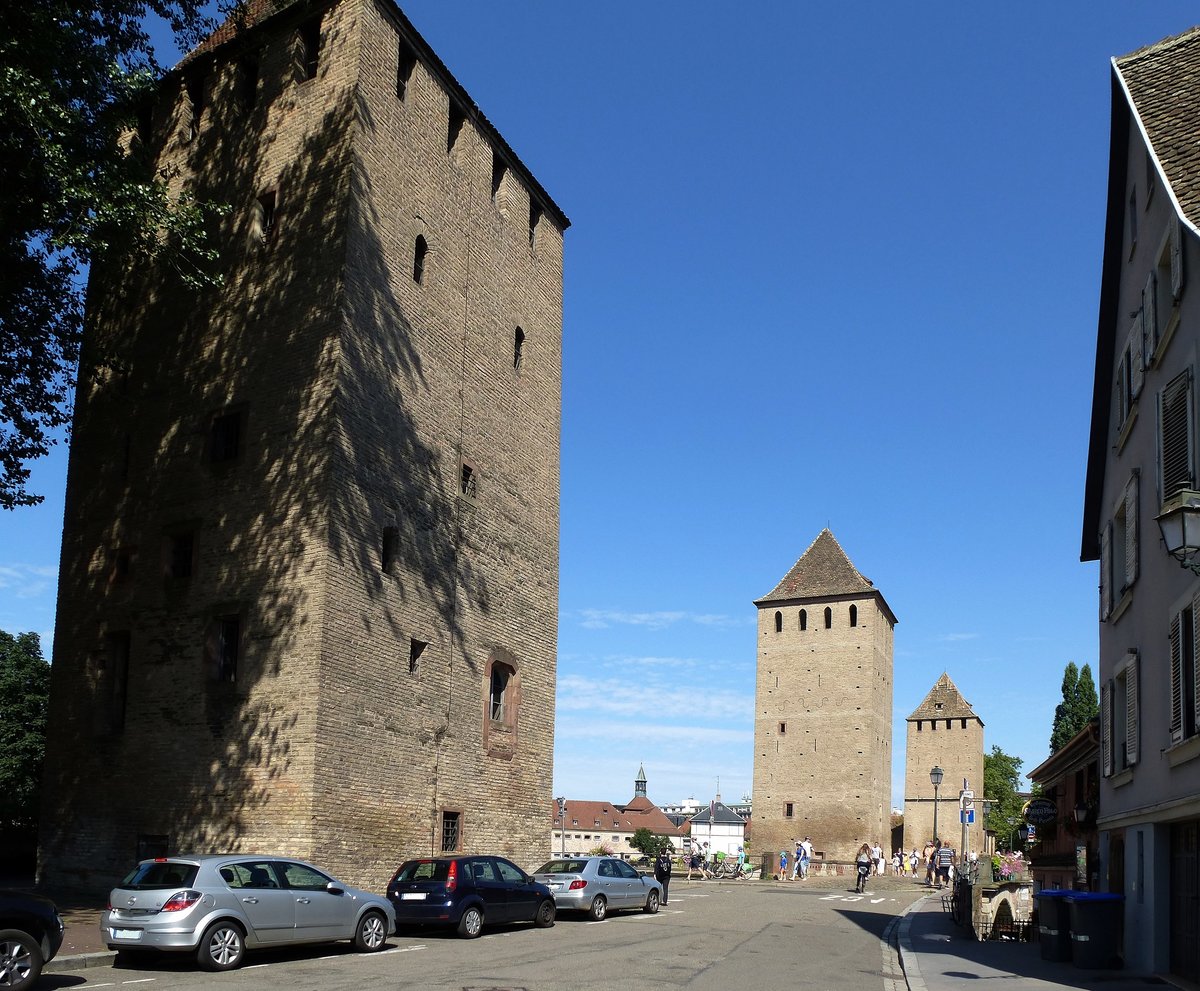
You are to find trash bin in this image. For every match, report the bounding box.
[1035,889,1072,962]
[1066,892,1123,969]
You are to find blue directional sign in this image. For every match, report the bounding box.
[960,809,975,825]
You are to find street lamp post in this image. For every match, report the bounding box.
[930,766,944,844]
[556,797,566,857]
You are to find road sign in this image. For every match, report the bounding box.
[960,809,975,825]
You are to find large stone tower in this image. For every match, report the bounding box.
[902,673,985,854]
[751,530,896,862]
[38,0,567,890]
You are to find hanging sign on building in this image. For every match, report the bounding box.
[1022,797,1058,826]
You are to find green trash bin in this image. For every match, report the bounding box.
[1035,890,1072,962]
[1066,892,1123,969]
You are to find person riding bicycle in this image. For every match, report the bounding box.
[855,843,872,893]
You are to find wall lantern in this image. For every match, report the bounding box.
[1156,489,1200,574]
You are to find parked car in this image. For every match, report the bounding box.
[532,856,661,920]
[0,890,64,991]
[102,855,394,971]
[387,856,555,938]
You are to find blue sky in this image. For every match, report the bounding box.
[4,2,1198,814]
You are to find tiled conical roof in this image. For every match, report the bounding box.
[908,672,982,723]
[756,529,875,603]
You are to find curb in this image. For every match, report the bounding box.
[46,950,116,973]
[896,894,932,991]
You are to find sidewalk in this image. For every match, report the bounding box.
[897,893,1169,991]
[0,878,115,974]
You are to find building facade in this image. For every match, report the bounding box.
[550,767,686,859]
[38,0,567,891]
[751,529,895,862]
[901,673,984,856]
[687,800,748,858]
[1027,720,1100,892]
[1080,26,1200,982]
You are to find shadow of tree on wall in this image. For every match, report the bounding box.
[40,4,491,891]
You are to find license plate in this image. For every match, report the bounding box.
[400,893,426,901]
[111,928,142,940]
[548,883,562,891]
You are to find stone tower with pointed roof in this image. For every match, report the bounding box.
[751,529,896,862]
[902,673,984,854]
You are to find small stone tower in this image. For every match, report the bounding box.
[902,673,985,854]
[751,530,896,862]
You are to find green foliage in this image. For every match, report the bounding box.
[1050,661,1100,753]
[630,827,672,859]
[0,0,229,508]
[983,746,1026,849]
[0,632,50,834]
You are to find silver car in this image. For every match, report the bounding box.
[102,855,395,971]
[532,857,661,920]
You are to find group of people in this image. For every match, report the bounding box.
[776,837,815,880]
[852,839,955,893]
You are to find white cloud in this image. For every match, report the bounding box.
[937,632,979,642]
[571,608,748,631]
[557,721,753,747]
[557,673,752,722]
[0,563,57,600]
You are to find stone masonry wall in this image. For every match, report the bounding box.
[752,594,893,862]
[38,0,563,892]
[902,715,984,855]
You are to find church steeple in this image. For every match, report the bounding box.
[634,763,647,798]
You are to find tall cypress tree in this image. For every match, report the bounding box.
[1049,662,1099,753]
[1050,662,1080,754]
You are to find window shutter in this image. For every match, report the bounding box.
[1116,352,1128,423]
[1101,680,1114,776]
[1125,652,1138,766]
[1125,473,1139,588]
[1143,271,1158,360]
[1099,523,1112,620]
[1160,370,1194,496]
[1128,323,1145,399]
[1171,220,1184,299]
[1170,610,1184,743]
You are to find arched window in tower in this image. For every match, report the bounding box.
[413,235,427,284]
[799,609,807,631]
[823,607,832,629]
[849,604,858,627]
[774,611,782,633]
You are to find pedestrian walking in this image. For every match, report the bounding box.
[778,848,788,881]
[686,846,703,881]
[791,840,803,880]
[800,837,813,879]
[654,848,672,905]
[936,841,954,889]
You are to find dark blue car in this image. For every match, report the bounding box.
[387,856,555,938]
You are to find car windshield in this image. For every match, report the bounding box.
[535,860,589,874]
[393,860,450,883]
[119,861,199,889]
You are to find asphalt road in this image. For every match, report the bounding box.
[43,880,926,991]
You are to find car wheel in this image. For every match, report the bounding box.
[354,910,388,952]
[643,889,660,914]
[535,899,556,928]
[0,929,43,991]
[457,905,484,939]
[589,895,607,921]
[196,920,246,971]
